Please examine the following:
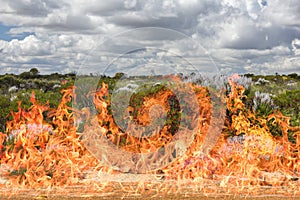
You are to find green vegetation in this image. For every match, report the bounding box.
[0,68,75,132]
[245,73,300,126]
[242,73,300,142]
[0,68,299,141]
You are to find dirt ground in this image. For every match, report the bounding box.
[1,186,300,200]
[1,194,300,200]
[1,177,300,200]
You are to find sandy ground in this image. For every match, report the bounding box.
[1,174,300,199]
[1,194,300,200]
[1,186,300,200]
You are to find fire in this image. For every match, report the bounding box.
[163,75,300,192]
[91,81,210,155]
[0,74,299,197]
[0,87,100,188]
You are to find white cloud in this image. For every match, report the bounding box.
[0,0,299,75]
[263,0,300,27]
[124,0,137,9]
[292,38,300,55]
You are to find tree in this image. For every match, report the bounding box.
[244,73,254,78]
[29,68,39,76]
[288,73,299,79]
[114,72,125,79]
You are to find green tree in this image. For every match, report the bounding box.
[29,68,39,76]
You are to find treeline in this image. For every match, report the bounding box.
[244,72,300,82]
[0,68,75,94]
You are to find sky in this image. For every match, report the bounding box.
[0,0,300,75]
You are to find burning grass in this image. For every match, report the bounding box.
[0,74,300,198]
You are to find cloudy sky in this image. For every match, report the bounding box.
[0,0,300,75]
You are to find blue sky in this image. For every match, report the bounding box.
[0,0,299,75]
[0,23,34,41]
[0,23,12,41]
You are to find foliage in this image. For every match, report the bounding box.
[0,70,299,138]
[0,69,75,132]
[274,90,300,127]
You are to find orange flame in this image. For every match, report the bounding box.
[0,74,300,197]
